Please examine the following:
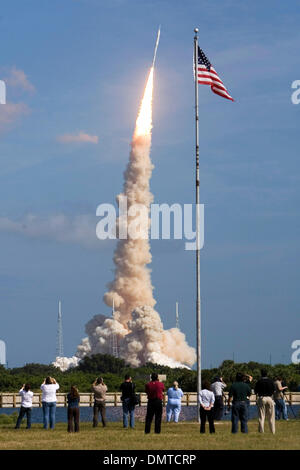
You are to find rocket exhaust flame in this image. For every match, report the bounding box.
[134,67,154,138]
[53,31,196,371]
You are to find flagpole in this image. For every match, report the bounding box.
[194,27,201,422]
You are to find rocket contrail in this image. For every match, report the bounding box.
[152,25,161,67]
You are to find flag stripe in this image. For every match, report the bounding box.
[198,65,220,78]
[197,46,234,101]
[212,87,234,101]
[199,81,233,101]
[197,75,224,86]
[198,73,222,83]
[197,78,229,93]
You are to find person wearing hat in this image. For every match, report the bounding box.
[145,373,165,434]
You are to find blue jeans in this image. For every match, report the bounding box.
[42,402,57,429]
[231,401,248,433]
[122,398,135,428]
[275,399,288,420]
[15,406,32,429]
[166,403,181,422]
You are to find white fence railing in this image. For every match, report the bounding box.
[0,392,299,408]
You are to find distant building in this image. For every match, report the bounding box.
[0,340,6,366]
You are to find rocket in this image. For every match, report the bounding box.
[152,25,161,67]
[111,298,115,318]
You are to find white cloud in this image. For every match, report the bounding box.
[4,66,35,93]
[0,66,34,135]
[0,102,30,134]
[0,214,107,249]
[57,131,99,144]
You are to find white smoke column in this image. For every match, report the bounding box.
[54,63,196,371]
[104,67,156,324]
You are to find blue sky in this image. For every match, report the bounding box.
[0,0,299,368]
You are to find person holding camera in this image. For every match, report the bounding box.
[92,377,107,427]
[243,374,253,419]
[227,372,251,434]
[120,374,136,429]
[41,376,59,430]
[67,385,80,433]
[254,369,275,434]
[145,373,165,434]
[210,376,226,421]
[15,384,33,429]
[166,381,184,423]
[274,377,288,420]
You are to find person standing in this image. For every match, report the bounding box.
[210,376,226,421]
[15,384,33,429]
[227,373,252,434]
[145,373,165,434]
[92,377,107,427]
[199,381,215,434]
[281,380,289,418]
[166,381,184,423]
[243,374,253,420]
[254,369,275,434]
[67,386,80,433]
[41,377,59,430]
[274,377,288,420]
[120,375,136,429]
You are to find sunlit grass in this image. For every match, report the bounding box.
[0,420,299,450]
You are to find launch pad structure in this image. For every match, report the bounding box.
[110,299,120,358]
[175,301,180,329]
[56,300,64,358]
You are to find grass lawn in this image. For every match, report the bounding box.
[0,420,299,450]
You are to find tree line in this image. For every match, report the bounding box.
[0,355,299,393]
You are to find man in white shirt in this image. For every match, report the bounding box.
[199,381,215,433]
[211,376,226,421]
[41,377,60,429]
[15,384,33,429]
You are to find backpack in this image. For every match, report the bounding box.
[131,393,141,406]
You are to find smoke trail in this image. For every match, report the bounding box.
[54,65,196,370]
[104,67,156,325]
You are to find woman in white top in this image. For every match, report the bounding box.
[41,377,59,429]
[199,381,215,433]
[15,384,33,429]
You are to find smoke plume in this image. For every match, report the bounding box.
[54,66,196,370]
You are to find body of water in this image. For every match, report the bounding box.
[0,404,298,424]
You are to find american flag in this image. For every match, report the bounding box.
[197,46,234,101]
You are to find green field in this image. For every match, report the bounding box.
[0,420,299,450]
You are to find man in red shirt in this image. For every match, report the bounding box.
[145,373,165,434]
